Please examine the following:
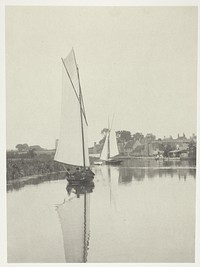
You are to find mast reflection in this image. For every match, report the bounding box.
[57,182,94,263]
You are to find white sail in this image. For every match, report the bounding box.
[100,133,109,160]
[109,128,119,158]
[54,50,89,167]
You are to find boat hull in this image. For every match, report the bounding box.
[66,174,94,184]
[93,161,103,165]
[105,159,123,165]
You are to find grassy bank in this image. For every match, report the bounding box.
[6,153,66,181]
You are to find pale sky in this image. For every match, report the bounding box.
[6,6,197,150]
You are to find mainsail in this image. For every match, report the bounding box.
[54,50,89,167]
[100,128,119,160]
[100,133,109,160]
[109,128,119,158]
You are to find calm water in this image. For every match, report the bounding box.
[7,159,196,263]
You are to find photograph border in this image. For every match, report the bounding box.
[0,0,199,266]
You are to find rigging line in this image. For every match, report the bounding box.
[107,117,110,159]
[61,57,88,125]
[108,116,110,131]
[107,117,110,158]
[79,75,86,168]
[77,68,87,123]
[80,89,87,119]
[110,114,115,131]
[72,48,88,124]
[61,58,88,126]
[74,49,87,168]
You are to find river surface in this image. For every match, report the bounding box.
[7,159,196,263]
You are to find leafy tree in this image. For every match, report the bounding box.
[158,143,165,151]
[116,130,132,142]
[101,128,109,136]
[145,133,156,142]
[16,144,23,152]
[16,143,29,152]
[22,144,29,151]
[163,143,173,157]
[132,132,144,142]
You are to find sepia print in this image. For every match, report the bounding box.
[6,6,197,263]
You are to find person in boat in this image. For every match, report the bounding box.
[80,168,86,179]
[73,167,82,180]
[85,167,95,177]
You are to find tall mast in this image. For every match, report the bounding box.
[73,50,86,169]
[108,118,110,159]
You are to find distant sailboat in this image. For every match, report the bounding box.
[100,120,122,165]
[54,49,94,183]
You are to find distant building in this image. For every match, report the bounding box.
[124,140,147,156]
[89,142,102,158]
[90,132,195,158]
[151,134,190,155]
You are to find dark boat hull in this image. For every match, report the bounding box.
[105,159,123,165]
[66,175,94,184]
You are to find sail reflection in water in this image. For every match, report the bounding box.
[56,182,94,263]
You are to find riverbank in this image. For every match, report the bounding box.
[6,153,67,181]
[7,153,196,183]
[115,155,196,161]
[90,155,196,165]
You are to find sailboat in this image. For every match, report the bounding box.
[54,49,94,183]
[100,122,122,165]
